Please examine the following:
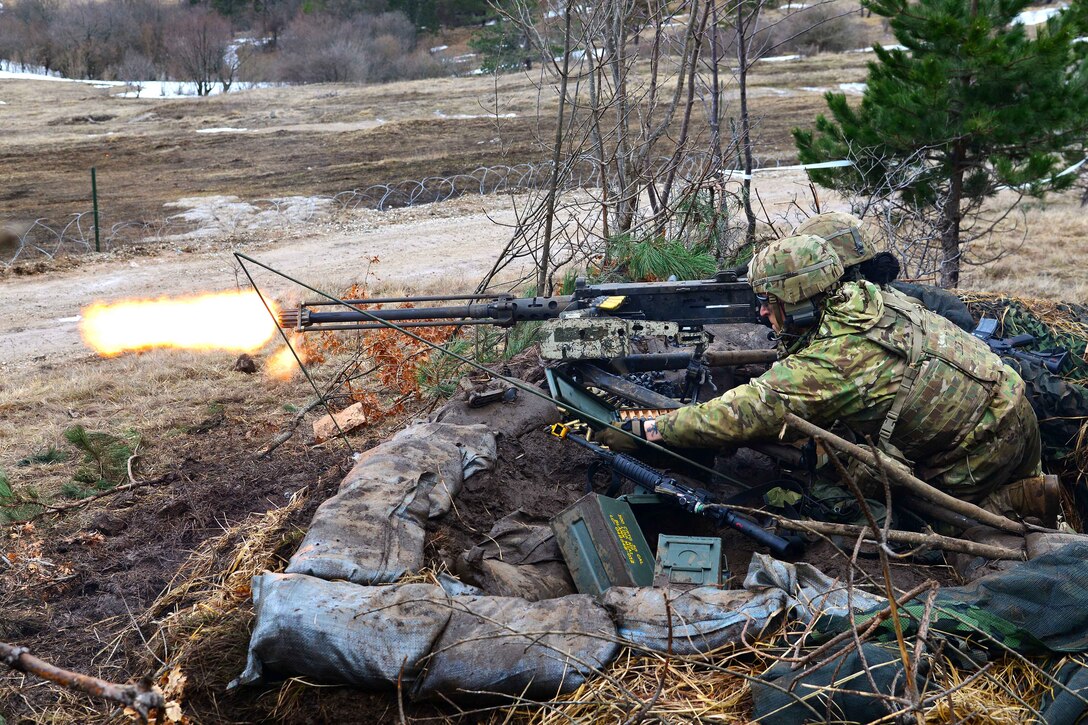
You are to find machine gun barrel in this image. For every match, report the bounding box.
[279,295,573,331]
[277,272,760,332]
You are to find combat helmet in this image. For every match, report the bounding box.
[749,234,845,305]
[793,212,874,268]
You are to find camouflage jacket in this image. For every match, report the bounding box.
[656,281,1041,498]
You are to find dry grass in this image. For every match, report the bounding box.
[960,191,1088,302]
[924,655,1056,723]
[0,349,314,503]
[496,646,761,723]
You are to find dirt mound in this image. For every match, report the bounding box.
[0,361,956,723]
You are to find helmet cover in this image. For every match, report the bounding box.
[793,211,875,267]
[750,234,845,304]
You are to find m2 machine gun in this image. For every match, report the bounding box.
[278,271,773,414]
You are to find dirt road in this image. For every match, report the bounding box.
[0,194,521,372]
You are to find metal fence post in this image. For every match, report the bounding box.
[91,167,101,253]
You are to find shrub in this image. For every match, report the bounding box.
[275,10,445,84]
[607,235,718,282]
[766,1,869,56]
[0,471,43,523]
[63,425,139,493]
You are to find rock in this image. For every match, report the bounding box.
[312,402,368,444]
[88,511,128,536]
[233,353,258,374]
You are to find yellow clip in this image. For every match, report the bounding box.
[599,296,626,311]
[550,422,570,439]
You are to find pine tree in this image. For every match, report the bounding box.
[794,0,1088,287]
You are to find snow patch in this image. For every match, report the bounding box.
[430,45,449,53]
[163,195,336,239]
[196,127,249,134]
[760,54,801,63]
[1015,5,1066,25]
[0,58,271,98]
[839,82,867,95]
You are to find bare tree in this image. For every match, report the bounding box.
[476,0,857,292]
[167,6,231,96]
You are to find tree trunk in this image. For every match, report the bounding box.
[537,0,575,295]
[736,1,758,246]
[939,141,965,288]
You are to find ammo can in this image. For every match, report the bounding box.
[550,493,656,595]
[652,534,725,590]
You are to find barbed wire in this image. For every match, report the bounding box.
[0,153,801,269]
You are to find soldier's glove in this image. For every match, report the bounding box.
[594,419,650,452]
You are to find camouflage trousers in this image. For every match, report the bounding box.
[981,474,1060,527]
[919,389,1042,503]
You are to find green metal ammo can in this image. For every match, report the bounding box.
[550,493,656,595]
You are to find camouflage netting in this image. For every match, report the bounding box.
[961,294,1088,383]
[959,293,1088,496]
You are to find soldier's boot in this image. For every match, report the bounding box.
[981,474,1060,528]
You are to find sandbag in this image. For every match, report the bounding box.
[752,642,921,725]
[412,594,618,700]
[286,423,495,584]
[600,586,783,655]
[232,574,452,688]
[742,553,884,624]
[600,554,882,656]
[460,510,576,601]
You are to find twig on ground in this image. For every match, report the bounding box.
[773,518,1024,560]
[1,640,164,722]
[257,397,325,457]
[19,474,175,523]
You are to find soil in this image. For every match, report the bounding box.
[0,57,976,723]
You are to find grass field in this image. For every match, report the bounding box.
[1,35,1087,722]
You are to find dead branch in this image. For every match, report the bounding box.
[7,473,175,524]
[257,397,325,457]
[775,518,1024,560]
[1,641,164,721]
[788,580,936,671]
[782,413,1035,536]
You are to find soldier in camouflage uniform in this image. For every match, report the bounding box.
[615,233,1044,514]
[794,213,1061,519]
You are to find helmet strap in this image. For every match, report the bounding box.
[782,299,819,328]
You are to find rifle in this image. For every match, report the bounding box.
[278,271,773,410]
[972,317,1068,374]
[550,423,803,558]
